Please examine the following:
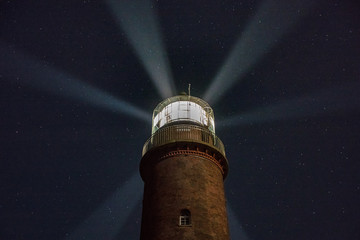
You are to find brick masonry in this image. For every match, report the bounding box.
[140,151,229,240]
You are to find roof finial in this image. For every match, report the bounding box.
[188,83,191,96]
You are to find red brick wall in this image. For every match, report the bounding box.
[140,154,229,240]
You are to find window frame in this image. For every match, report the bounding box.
[179,209,191,226]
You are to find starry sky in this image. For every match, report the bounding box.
[1,0,360,239]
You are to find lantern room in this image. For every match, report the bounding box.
[151,93,215,134]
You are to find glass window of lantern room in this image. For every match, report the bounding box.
[209,116,215,132]
[179,209,191,226]
[153,113,159,130]
[167,102,175,121]
[190,103,200,124]
[178,101,188,119]
[187,101,191,119]
[200,108,207,126]
[164,102,172,123]
[159,107,165,128]
[171,102,177,122]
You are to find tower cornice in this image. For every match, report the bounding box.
[140,123,228,180]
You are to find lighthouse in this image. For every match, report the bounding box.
[139,93,229,240]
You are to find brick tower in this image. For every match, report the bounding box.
[140,93,229,240]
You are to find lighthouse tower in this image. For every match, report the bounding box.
[140,93,229,240]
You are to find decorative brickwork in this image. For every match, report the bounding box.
[159,149,225,175]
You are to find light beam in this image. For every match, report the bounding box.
[107,0,176,98]
[0,42,151,122]
[217,82,360,128]
[203,0,314,105]
[66,173,143,240]
[227,204,250,240]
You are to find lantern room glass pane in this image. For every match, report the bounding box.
[152,100,215,134]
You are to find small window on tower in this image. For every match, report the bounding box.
[179,209,191,226]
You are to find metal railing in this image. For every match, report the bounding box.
[142,124,225,156]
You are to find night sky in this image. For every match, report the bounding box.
[1,0,360,239]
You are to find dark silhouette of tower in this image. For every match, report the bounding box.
[140,93,229,240]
